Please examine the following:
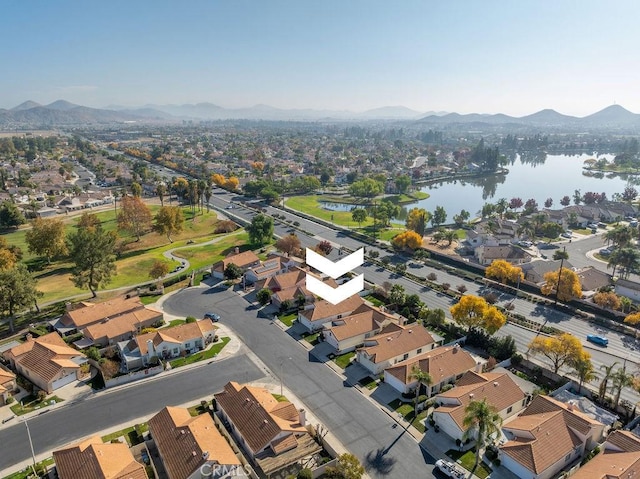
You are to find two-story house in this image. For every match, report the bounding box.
[244,254,301,284]
[297,294,364,332]
[384,344,480,395]
[356,323,438,376]
[214,382,321,478]
[211,248,261,279]
[148,406,241,479]
[322,305,396,353]
[475,244,533,266]
[432,370,527,443]
[499,395,606,479]
[570,429,640,479]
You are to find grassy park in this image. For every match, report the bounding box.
[0,204,249,303]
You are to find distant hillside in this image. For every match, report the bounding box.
[0,100,164,128]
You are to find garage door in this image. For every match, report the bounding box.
[51,373,77,390]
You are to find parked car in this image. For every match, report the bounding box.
[599,248,611,256]
[561,232,572,239]
[226,204,234,209]
[587,223,598,229]
[204,312,221,322]
[587,334,608,346]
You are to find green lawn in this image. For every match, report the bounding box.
[164,319,186,328]
[364,295,386,307]
[278,312,298,327]
[358,376,378,390]
[304,332,320,345]
[1,205,229,303]
[446,449,492,479]
[169,337,230,367]
[333,351,355,369]
[2,457,55,479]
[101,422,148,446]
[10,395,63,416]
[388,398,414,418]
[188,402,211,416]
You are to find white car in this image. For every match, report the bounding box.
[561,232,572,239]
[435,459,466,478]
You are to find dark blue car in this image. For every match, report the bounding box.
[204,312,220,322]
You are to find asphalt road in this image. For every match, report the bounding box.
[207,188,640,402]
[0,354,264,474]
[164,286,437,479]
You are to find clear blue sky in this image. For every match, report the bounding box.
[2,0,639,116]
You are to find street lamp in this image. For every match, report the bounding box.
[22,418,37,477]
[280,357,292,396]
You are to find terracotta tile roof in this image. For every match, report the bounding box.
[385,345,478,385]
[324,307,392,341]
[606,430,640,452]
[570,451,640,479]
[6,331,66,358]
[213,250,260,272]
[271,434,298,455]
[520,395,600,436]
[358,323,436,364]
[133,320,216,356]
[83,308,162,343]
[214,382,306,455]
[501,411,583,475]
[53,435,148,479]
[61,296,157,329]
[8,333,85,383]
[435,371,525,431]
[149,406,239,479]
[300,294,364,323]
[256,267,307,291]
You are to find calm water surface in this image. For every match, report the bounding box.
[321,154,637,223]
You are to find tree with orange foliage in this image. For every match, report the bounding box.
[211,173,226,187]
[225,177,239,191]
[392,230,423,250]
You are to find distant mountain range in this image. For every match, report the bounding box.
[1,100,639,129]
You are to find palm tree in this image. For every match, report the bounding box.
[410,366,433,418]
[608,248,640,279]
[611,366,634,411]
[599,362,619,402]
[572,355,597,394]
[496,198,508,219]
[444,229,458,246]
[463,399,503,477]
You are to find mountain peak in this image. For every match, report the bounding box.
[11,100,42,111]
[45,100,79,111]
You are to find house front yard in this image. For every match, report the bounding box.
[333,351,355,369]
[10,394,63,416]
[446,449,492,479]
[169,337,230,368]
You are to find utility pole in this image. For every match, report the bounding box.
[553,246,567,306]
[23,418,37,477]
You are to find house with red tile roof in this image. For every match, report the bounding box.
[53,435,148,479]
[432,370,528,443]
[384,344,481,395]
[3,332,87,394]
[148,406,241,479]
[570,430,640,479]
[297,294,364,332]
[0,365,16,405]
[211,248,260,279]
[322,305,396,353]
[214,382,321,477]
[118,319,217,372]
[499,395,606,479]
[355,323,438,375]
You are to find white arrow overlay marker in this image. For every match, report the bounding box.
[306,248,364,279]
[306,274,365,305]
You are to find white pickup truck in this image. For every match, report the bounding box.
[435,459,466,478]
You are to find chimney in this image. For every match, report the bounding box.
[65,301,72,311]
[453,343,460,352]
[234,247,240,254]
[475,361,482,373]
[298,408,306,426]
[147,339,155,357]
[567,401,574,411]
[25,333,34,342]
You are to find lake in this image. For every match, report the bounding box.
[321,153,638,223]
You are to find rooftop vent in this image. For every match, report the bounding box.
[493,382,499,387]
[469,393,474,398]
[202,451,210,460]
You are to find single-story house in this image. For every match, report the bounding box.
[499,395,606,479]
[3,332,88,394]
[82,307,162,347]
[211,248,261,279]
[521,259,573,284]
[322,305,396,353]
[148,406,241,479]
[356,323,438,376]
[432,370,527,443]
[244,254,301,284]
[576,266,612,297]
[214,382,321,477]
[118,319,217,372]
[0,366,16,405]
[384,344,480,395]
[614,278,640,302]
[570,429,640,479]
[475,245,534,266]
[297,294,364,332]
[51,296,162,336]
[53,435,148,479]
